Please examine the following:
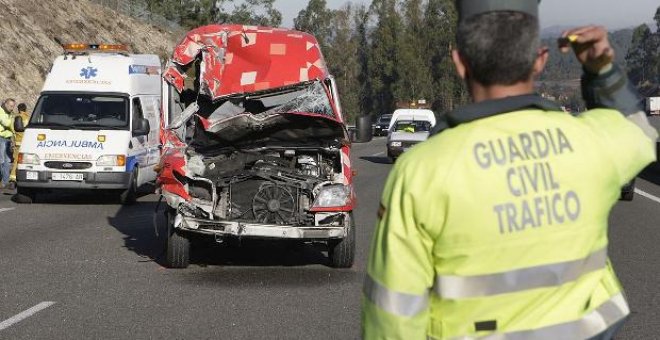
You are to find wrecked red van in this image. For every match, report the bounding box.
[157,25,355,269]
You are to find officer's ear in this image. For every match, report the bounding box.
[452,49,468,80]
[532,47,550,78]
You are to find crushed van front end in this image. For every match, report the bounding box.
[157,25,355,268]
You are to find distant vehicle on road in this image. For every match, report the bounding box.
[386,109,436,162]
[646,97,660,115]
[157,25,355,269]
[386,119,433,162]
[388,109,436,131]
[16,43,161,204]
[373,114,392,136]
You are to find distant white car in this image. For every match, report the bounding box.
[386,119,432,161]
[388,109,436,131]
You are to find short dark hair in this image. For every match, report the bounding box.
[456,11,540,86]
[17,103,27,112]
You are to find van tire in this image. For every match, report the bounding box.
[165,209,190,269]
[14,187,36,204]
[120,168,138,205]
[328,213,355,268]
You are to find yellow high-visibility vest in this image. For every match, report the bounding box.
[363,107,656,339]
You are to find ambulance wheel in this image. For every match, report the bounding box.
[328,213,355,268]
[14,187,36,204]
[119,168,138,205]
[165,209,190,269]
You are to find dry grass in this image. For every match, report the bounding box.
[0,0,179,108]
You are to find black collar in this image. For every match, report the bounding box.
[432,94,563,134]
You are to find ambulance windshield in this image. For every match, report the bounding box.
[30,93,129,130]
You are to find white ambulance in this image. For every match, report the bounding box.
[16,44,162,204]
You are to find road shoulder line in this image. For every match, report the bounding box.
[0,301,56,331]
[634,188,660,205]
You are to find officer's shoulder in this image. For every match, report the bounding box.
[574,107,630,125]
[396,127,469,173]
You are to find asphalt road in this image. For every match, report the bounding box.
[0,137,659,339]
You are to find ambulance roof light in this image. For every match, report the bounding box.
[62,43,129,55]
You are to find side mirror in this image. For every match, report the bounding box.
[133,118,150,137]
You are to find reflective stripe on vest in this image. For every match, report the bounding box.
[364,274,429,317]
[433,293,629,340]
[435,247,607,299]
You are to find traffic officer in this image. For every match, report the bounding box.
[362,1,658,339]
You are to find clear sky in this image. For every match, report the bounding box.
[274,0,659,30]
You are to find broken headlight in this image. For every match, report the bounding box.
[312,184,351,208]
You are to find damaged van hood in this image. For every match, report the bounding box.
[164,24,330,101]
[162,24,345,149]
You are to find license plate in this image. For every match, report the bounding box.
[26,171,38,180]
[52,173,84,181]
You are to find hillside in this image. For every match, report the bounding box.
[0,0,178,107]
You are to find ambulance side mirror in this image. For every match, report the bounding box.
[133,118,150,137]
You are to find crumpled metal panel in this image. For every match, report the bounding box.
[196,81,340,135]
[165,24,330,100]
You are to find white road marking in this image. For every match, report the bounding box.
[0,208,14,213]
[0,301,56,331]
[370,151,385,157]
[635,188,660,205]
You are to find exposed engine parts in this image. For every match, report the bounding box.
[183,148,342,225]
[252,184,296,224]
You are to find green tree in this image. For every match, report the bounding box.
[368,0,402,116]
[626,24,653,86]
[394,0,434,105]
[180,0,220,27]
[294,0,335,51]
[353,4,372,118]
[227,0,282,27]
[327,4,363,122]
[423,0,463,112]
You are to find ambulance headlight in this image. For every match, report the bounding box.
[312,185,352,208]
[97,155,127,167]
[18,153,40,165]
[390,141,402,147]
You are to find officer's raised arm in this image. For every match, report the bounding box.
[562,26,659,141]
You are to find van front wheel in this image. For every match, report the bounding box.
[165,209,190,269]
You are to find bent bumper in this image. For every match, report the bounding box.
[176,216,348,240]
[17,170,131,190]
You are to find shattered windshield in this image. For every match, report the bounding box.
[205,81,334,120]
[259,81,333,117]
[181,81,344,150]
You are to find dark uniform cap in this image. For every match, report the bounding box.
[456,0,540,22]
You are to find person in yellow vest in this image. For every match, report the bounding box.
[362,1,658,339]
[10,103,29,186]
[0,98,15,189]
